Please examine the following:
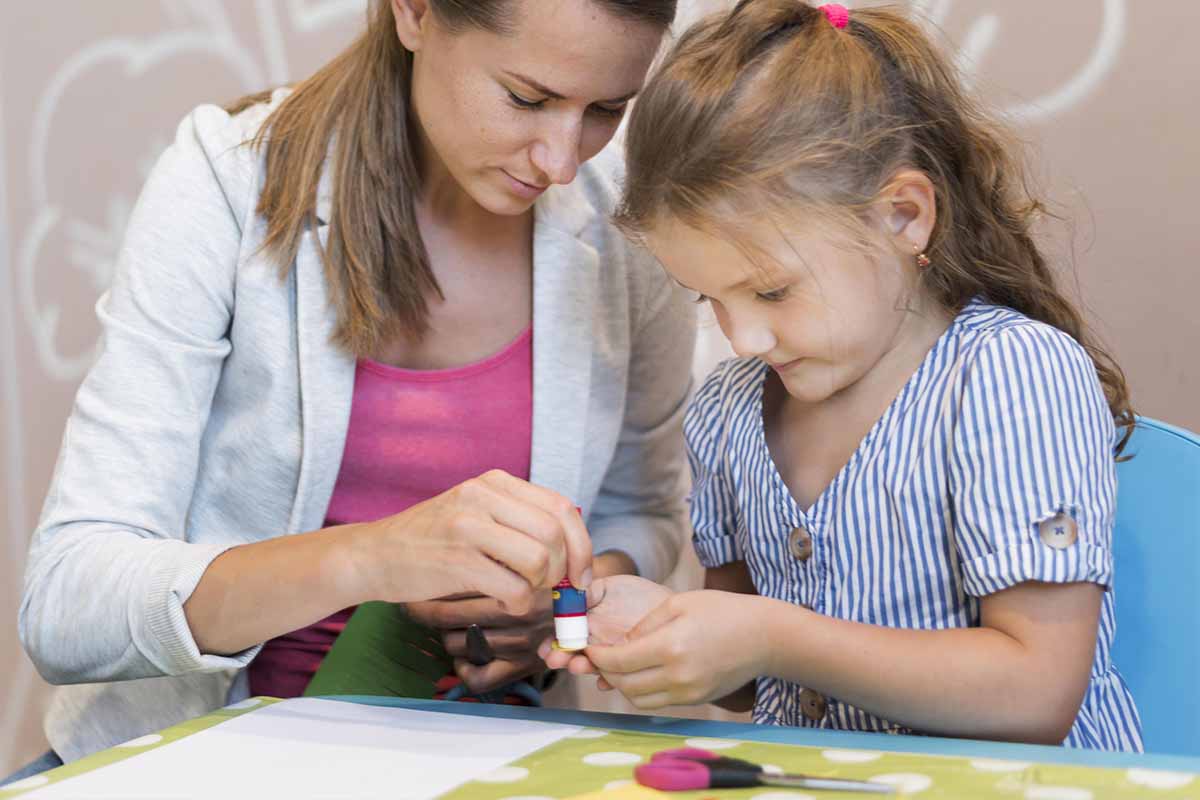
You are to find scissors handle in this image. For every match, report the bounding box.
[650,747,765,771]
[635,761,761,792]
[640,748,895,795]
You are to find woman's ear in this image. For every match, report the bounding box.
[393,0,432,52]
[877,169,937,256]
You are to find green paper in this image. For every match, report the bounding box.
[302,601,453,699]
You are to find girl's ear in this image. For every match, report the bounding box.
[876,170,937,256]
[393,0,433,52]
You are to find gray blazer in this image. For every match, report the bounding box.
[20,93,695,761]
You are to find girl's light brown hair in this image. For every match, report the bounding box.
[226,0,676,356]
[616,0,1134,454]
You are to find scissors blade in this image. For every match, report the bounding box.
[767,774,895,794]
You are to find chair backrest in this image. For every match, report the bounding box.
[1112,417,1200,756]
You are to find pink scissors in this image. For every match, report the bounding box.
[635,747,894,794]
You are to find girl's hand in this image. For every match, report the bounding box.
[347,470,592,614]
[585,590,770,710]
[537,575,672,676]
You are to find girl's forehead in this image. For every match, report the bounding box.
[648,215,828,289]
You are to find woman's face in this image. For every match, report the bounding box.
[397,0,665,215]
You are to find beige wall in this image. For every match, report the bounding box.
[3,1,1197,772]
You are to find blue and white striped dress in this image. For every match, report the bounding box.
[685,298,1143,751]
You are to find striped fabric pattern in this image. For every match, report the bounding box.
[685,299,1144,751]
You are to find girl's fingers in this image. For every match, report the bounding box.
[566,653,597,675]
[624,596,679,641]
[602,665,671,699]
[587,627,674,674]
[628,692,673,710]
[584,577,609,610]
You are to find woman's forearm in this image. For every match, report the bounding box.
[183,523,372,656]
[760,599,1088,744]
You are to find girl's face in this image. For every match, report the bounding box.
[645,212,927,406]
[397,0,664,214]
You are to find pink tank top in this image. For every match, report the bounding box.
[248,326,533,698]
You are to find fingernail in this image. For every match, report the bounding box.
[581,568,593,589]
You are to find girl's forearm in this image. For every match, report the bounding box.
[758,598,1085,743]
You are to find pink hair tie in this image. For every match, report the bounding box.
[818,3,850,30]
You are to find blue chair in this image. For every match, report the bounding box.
[1112,417,1200,756]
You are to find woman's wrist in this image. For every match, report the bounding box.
[332,521,390,606]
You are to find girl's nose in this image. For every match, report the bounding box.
[723,311,777,359]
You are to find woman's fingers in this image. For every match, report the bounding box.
[412,593,550,630]
[476,471,593,589]
[443,623,551,658]
[462,546,540,616]
[453,656,538,694]
[464,520,562,608]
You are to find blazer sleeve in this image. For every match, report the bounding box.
[587,256,696,582]
[19,105,265,684]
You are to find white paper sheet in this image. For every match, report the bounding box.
[24,698,581,799]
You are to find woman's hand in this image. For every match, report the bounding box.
[537,574,673,678]
[408,592,554,693]
[413,554,640,693]
[584,590,770,710]
[347,470,592,616]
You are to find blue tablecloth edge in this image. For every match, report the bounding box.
[319,694,1200,774]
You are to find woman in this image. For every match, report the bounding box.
[15,0,691,775]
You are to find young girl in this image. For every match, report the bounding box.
[542,0,1142,751]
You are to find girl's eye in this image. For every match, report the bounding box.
[756,287,791,303]
[692,293,710,304]
[508,90,545,110]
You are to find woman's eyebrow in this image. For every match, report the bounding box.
[503,70,638,104]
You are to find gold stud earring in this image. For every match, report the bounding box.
[914,245,931,268]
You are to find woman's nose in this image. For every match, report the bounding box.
[530,117,582,186]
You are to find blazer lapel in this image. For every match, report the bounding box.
[529,184,599,508]
[287,173,356,533]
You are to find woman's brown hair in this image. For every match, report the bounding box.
[615,0,1134,454]
[226,0,676,355]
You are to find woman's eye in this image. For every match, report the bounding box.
[756,287,790,303]
[591,104,627,119]
[508,90,545,110]
[692,293,710,304]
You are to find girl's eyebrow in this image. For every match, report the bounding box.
[670,274,757,294]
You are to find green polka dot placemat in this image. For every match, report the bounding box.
[4,699,1195,799]
[0,697,282,798]
[440,730,1198,800]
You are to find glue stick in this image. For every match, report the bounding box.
[552,578,588,651]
